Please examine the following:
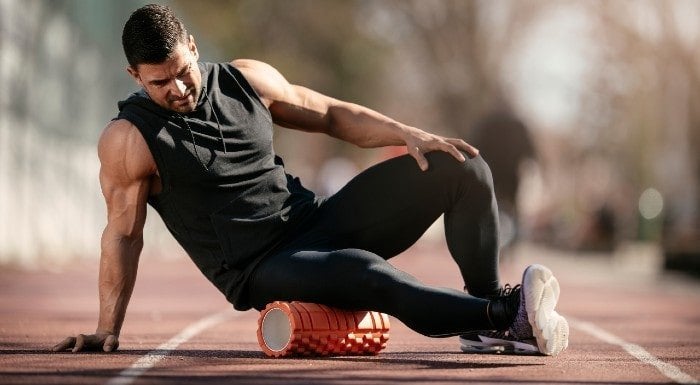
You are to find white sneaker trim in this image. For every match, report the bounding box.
[522,264,568,356]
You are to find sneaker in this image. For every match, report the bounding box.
[460,284,539,355]
[510,264,569,356]
[459,330,539,355]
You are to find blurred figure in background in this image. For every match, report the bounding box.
[469,108,536,251]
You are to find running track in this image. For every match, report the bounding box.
[1,242,699,384]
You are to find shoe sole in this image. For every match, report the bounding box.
[522,264,569,356]
[459,341,505,354]
[460,336,539,355]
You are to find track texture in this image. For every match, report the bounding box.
[1,242,699,384]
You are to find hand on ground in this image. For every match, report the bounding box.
[52,332,119,353]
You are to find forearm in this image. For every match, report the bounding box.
[96,228,142,336]
[256,68,474,164]
[326,102,411,148]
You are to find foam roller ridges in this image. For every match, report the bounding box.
[257,301,390,358]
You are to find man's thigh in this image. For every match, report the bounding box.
[247,247,390,310]
[313,151,471,258]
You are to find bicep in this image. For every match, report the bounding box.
[234,59,338,133]
[98,121,154,239]
[100,172,149,238]
[268,85,339,133]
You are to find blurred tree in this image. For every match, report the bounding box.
[173,0,386,105]
[360,0,547,138]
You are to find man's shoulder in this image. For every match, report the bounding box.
[100,118,155,156]
[99,119,141,153]
[229,58,270,70]
[103,118,138,135]
[210,59,276,81]
[225,59,286,107]
[98,119,156,176]
[228,59,280,82]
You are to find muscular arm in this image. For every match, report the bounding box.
[97,119,155,335]
[54,119,156,352]
[234,59,478,170]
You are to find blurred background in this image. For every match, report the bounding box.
[1,0,698,276]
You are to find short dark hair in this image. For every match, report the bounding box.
[122,4,188,68]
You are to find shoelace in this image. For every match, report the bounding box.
[500,283,522,320]
[499,283,521,297]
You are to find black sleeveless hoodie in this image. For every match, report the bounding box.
[116,62,318,310]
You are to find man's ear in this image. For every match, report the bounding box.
[126,66,142,86]
[188,35,200,61]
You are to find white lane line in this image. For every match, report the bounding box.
[106,310,237,385]
[571,318,699,384]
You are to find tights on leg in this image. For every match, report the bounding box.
[247,152,502,336]
[248,248,492,336]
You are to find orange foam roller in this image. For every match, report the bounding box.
[257,301,390,357]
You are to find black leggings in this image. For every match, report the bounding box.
[247,151,501,337]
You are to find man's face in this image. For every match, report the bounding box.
[127,37,202,113]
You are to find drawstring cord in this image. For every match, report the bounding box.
[177,87,228,170]
[179,115,208,171]
[204,92,227,154]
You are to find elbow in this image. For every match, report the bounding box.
[101,225,144,253]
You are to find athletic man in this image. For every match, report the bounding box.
[53,4,568,356]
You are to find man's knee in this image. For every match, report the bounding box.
[426,151,495,194]
[467,154,495,192]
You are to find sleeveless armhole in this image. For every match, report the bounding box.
[115,110,172,202]
[225,63,274,123]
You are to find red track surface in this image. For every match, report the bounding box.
[1,242,699,384]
